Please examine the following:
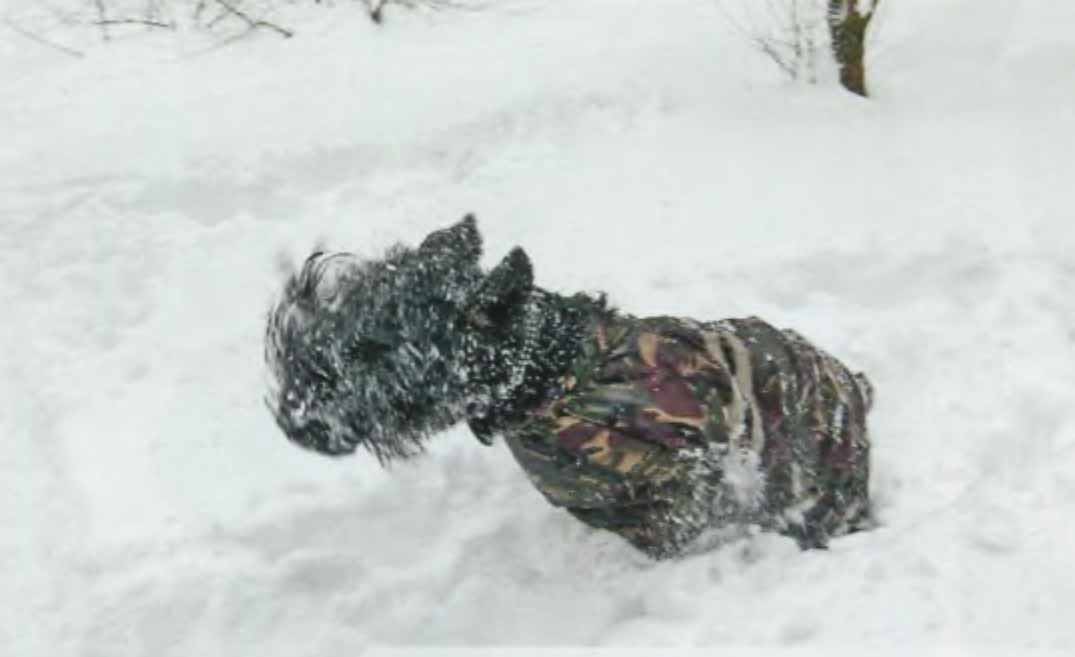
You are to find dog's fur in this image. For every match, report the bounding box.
[265,215,602,462]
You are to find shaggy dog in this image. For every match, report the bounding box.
[265,216,873,557]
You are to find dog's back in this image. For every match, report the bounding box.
[501,313,873,558]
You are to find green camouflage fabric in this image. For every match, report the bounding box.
[501,314,873,558]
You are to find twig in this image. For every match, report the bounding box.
[2,17,85,58]
[95,18,176,29]
[375,0,486,22]
[212,0,293,38]
[92,0,110,42]
[368,0,385,24]
[206,7,230,28]
[199,27,259,51]
[756,37,797,79]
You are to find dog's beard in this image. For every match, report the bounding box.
[265,244,482,463]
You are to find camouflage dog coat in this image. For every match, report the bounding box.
[265,216,873,559]
[499,313,873,558]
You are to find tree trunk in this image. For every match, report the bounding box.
[827,0,879,97]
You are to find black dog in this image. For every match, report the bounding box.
[265,216,873,557]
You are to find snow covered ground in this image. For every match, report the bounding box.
[3,0,1074,654]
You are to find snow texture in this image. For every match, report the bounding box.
[3,0,1075,654]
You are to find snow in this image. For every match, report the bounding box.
[3,0,1075,654]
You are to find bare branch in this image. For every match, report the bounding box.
[206,7,231,29]
[212,0,293,38]
[92,0,110,42]
[756,38,797,78]
[95,18,176,29]
[367,0,483,24]
[368,0,385,24]
[2,16,85,58]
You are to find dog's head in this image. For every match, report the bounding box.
[265,215,495,462]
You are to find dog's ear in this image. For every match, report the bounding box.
[466,247,533,331]
[419,214,482,264]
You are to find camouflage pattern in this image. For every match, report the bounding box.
[501,314,873,558]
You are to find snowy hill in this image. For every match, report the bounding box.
[4,0,1075,654]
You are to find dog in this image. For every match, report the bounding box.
[265,215,873,558]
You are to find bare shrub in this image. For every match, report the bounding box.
[718,0,827,84]
[2,0,484,53]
